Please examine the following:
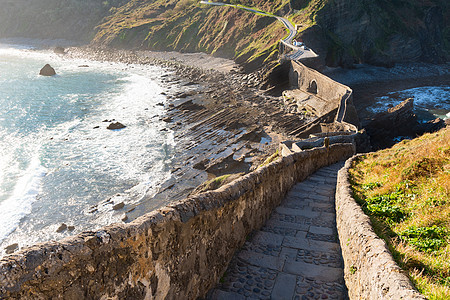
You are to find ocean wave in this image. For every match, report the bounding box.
[0,154,46,243]
[370,86,450,118]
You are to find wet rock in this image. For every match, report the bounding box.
[238,127,264,143]
[416,118,445,135]
[5,243,19,254]
[206,153,250,176]
[112,202,125,210]
[54,47,65,54]
[366,98,417,150]
[175,100,204,111]
[39,64,56,76]
[107,122,126,130]
[93,126,100,129]
[56,223,67,233]
[68,226,75,231]
[193,159,209,170]
[176,92,190,99]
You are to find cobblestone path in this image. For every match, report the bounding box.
[208,162,347,300]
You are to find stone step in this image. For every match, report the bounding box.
[207,162,347,300]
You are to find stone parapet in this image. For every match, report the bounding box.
[335,156,426,300]
[0,144,355,300]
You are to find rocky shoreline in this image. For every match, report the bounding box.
[63,46,450,220]
[63,46,311,223]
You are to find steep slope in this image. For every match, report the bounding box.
[93,0,449,68]
[293,0,450,67]
[0,0,448,69]
[350,126,450,299]
[93,0,289,70]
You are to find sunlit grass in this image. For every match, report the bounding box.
[350,127,450,299]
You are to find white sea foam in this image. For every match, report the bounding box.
[369,86,450,119]
[0,154,46,243]
[0,44,176,254]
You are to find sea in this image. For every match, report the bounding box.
[369,86,450,121]
[0,42,176,256]
[1,42,449,257]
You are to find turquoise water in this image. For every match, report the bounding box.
[0,44,175,255]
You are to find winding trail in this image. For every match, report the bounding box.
[199,1,318,60]
[207,163,347,299]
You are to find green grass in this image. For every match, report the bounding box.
[350,127,450,299]
[258,149,280,168]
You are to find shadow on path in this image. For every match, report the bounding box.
[208,162,348,300]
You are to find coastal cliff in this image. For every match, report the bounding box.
[0,0,447,69]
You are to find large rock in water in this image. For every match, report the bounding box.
[53,47,65,54]
[39,64,56,76]
[366,98,417,150]
[107,122,126,130]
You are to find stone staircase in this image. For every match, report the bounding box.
[207,162,347,300]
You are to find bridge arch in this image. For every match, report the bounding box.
[293,70,299,88]
[307,80,318,94]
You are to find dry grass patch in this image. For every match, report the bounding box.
[350,127,450,300]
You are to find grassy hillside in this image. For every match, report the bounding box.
[93,0,290,70]
[93,0,449,68]
[350,127,450,299]
[0,0,448,69]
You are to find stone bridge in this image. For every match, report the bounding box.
[0,3,424,300]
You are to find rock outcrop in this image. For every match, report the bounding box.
[39,64,56,76]
[0,0,447,69]
[54,47,65,54]
[294,0,449,67]
[107,122,126,130]
[365,98,417,149]
[4,243,18,255]
[365,98,446,150]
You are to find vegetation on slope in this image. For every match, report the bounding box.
[93,0,448,68]
[93,0,291,70]
[0,0,447,69]
[350,127,450,299]
[291,0,449,66]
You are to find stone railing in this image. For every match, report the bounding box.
[335,156,426,300]
[0,143,355,299]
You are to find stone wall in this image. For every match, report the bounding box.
[288,60,360,136]
[0,144,355,300]
[335,156,426,300]
[290,61,348,108]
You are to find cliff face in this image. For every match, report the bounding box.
[295,0,449,67]
[0,0,448,69]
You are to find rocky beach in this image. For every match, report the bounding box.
[61,46,450,220]
[61,46,314,223]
